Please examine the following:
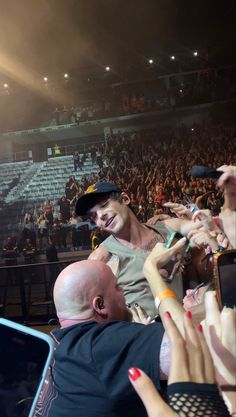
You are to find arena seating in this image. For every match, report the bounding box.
[0,154,99,246]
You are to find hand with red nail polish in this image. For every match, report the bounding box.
[128,367,177,417]
[186,310,192,319]
[165,311,172,319]
[128,311,230,417]
[128,367,141,381]
[128,311,231,417]
[201,291,236,415]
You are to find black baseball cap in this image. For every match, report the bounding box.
[75,182,121,216]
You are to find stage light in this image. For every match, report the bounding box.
[105,66,110,72]
[43,76,48,82]
[170,55,175,60]
[64,73,68,78]
[193,51,198,57]
[191,128,194,131]
[179,89,183,93]
[3,83,8,88]
[148,59,154,64]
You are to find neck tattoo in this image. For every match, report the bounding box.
[139,234,161,253]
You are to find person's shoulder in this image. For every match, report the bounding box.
[94,321,165,355]
[101,320,164,337]
[88,242,111,261]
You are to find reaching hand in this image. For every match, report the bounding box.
[217,165,236,212]
[129,368,177,417]
[217,165,236,189]
[187,228,220,252]
[144,237,187,271]
[192,209,228,249]
[128,310,216,417]
[163,202,193,220]
[146,213,172,225]
[201,291,236,387]
[129,303,153,325]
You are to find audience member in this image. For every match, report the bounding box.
[75,182,213,317]
[36,214,49,250]
[2,236,18,266]
[73,151,82,172]
[65,176,79,200]
[43,199,54,226]
[22,238,37,264]
[52,213,68,249]
[57,195,71,223]
[22,213,36,246]
[54,144,61,157]
[35,260,165,417]
[68,211,82,250]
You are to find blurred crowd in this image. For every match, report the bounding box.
[1,122,236,263]
[99,124,236,220]
[1,120,236,417]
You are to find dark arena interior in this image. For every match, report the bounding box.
[0,1,235,416]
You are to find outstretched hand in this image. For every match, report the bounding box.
[144,237,187,272]
[163,202,193,220]
[129,304,153,325]
[201,291,236,387]
[217,165,236,189]
[129,310,215,417]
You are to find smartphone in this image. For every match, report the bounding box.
[165,231,190,253]
[0,318,55,417]
[213,250,236,309]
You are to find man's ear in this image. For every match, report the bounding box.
[92,296,107,315]
[121,192,131,206]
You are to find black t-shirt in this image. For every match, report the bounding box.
[43,320,164,417]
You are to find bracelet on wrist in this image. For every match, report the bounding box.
[155,290,176,311]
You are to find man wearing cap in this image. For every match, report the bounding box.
[75,182,199,319]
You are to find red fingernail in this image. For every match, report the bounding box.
[165,311,172,319]
[197,323,203,333]
[128,367,141,381]
[186,310,192,319]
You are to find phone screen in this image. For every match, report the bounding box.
[0,323,52,417]
[165,232,183,248]
[218,262,236,308]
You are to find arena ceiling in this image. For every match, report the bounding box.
[0,0,235,84]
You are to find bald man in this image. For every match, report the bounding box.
[37,260,165,417]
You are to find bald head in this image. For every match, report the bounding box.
[53,259,128,324]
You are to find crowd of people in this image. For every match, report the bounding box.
[99,124,236,220]
[1,119,236,416]
[49,66,236,127]
[32,163,236,417]
[1,123,236,260]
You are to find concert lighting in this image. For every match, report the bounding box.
[170,55,175,60]
[148,59,154,64]
[193,51,198,56]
